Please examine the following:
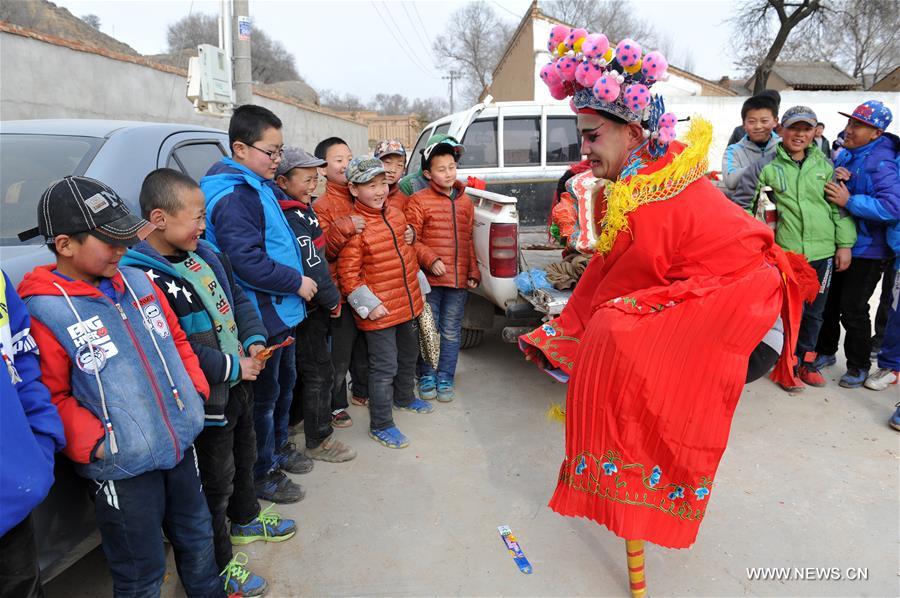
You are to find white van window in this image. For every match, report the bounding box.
[459,119,498,168]
[167,143,227,182]
[546,116,580,164]
[503,117,540,166]
[408,123,448,173]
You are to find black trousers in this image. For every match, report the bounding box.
[873,262,894,347]
[194,384,260,570]
[365,320,419,431]
[330,307,368,410]
[292,308,336,449]
[816,257,889,371]
[0,514,42,598]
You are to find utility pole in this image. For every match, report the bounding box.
[443,71,460,112]
[232,0,252,106]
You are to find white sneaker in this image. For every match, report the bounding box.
[864,368,899,391]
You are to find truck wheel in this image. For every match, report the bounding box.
[460,327,484,349]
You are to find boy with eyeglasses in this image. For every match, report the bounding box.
[201,104,318,504]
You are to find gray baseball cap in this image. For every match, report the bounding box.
[276,146,326,177]
[781,106,817,128]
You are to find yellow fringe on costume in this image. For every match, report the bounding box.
[546,403,567,423]
[595,117,713,255]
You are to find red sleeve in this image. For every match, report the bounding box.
[318,200,358,261]
[465,200,480,281]
[151,281,210,401]
[30,317,104,464]
[406,196,440,268]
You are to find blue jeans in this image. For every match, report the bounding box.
[417,287,468,383]
[252,332,297,477]
[877,268,900,371]
[91,446,223,598]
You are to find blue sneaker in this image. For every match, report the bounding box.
[812,353,837,370]
[418,375,437,400]
[230,504,297,545]
[890,404,900,431]
[436,380,454,403]
[369,426,409,449]
[839,368,868,388]
[220,552,267,597]
[395,397,434,414]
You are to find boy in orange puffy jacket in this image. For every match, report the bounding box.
[405,141,480,402]
[337,157,434,450]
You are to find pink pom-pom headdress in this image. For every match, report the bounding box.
[541,27,677,155]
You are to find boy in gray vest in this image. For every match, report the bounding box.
[17,176,223,597]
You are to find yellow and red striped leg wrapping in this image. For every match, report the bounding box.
[625,539,646,598]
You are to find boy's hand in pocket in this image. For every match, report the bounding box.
[368,304,390,320]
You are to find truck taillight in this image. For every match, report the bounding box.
[489,223,518,278]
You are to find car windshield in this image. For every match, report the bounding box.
[0,134,103,245]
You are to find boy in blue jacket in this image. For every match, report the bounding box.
[201,105,317,504]
[18,176,221,597]
[0,269,65,597]
[275,147,357,463]
[123,168,298,596]
[817,101,900,388]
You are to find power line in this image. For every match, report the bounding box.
[491,0,522,20]
[411,3,433,41]
[379,2,436,76]
[401,1,435,62]
[371,2,436,78]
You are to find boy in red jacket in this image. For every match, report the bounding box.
[406,142,480,402]
[17,176,222,597]
[338,157,433,449]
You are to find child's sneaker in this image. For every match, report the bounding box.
[220,552,267,597]
[275,442,314,474]
[305,436,357,462]
[395,397,434,414]
[812,353,837,370]
[798,364,826,387]
[864,368,899,391]
[890,403,900,432]
[436,380,454,403]
[332,409,353,428]
[418,375,437,400]
[369,426,409,449]
[230,504,296,545]
[839,368,868,388]
[254,470,304,504]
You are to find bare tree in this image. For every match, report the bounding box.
[411,97,450,125]
[540,0,656,47]
[80,14,101,30]
[373,93,410,115]
[830,0,899,83]
[166,13,301,83]
[432,2,515,105]
[729,0,825,94]
[319,90,369,112]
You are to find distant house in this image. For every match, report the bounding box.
[870,66,900,92]
[746,61,861,92]
[484,0,735,102]
[326,110,422,150]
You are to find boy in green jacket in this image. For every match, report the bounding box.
[736,106,857,391]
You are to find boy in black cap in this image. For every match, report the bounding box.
[275,147,357,463]
[17,176,223,597]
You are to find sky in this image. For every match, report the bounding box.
[51,0,741,101]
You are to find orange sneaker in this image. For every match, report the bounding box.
[798,365,826,387]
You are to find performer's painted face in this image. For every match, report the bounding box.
[577,112,641,181]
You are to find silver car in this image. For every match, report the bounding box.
[0,119,229,580]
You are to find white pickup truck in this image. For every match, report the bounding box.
[415,97,580,347]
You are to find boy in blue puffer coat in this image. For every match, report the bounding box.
[817,101,900,389]
[0,270,65,597]
[201,105,318,504]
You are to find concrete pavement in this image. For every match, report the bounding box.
[45,323,899,597]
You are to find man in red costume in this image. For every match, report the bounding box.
[521,26,810,598]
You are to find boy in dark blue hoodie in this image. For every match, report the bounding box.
[201,105,317,504]
[275,147,357,463]
[817,101,900,388]
[0,269,65,597]
[123,169,299,596]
